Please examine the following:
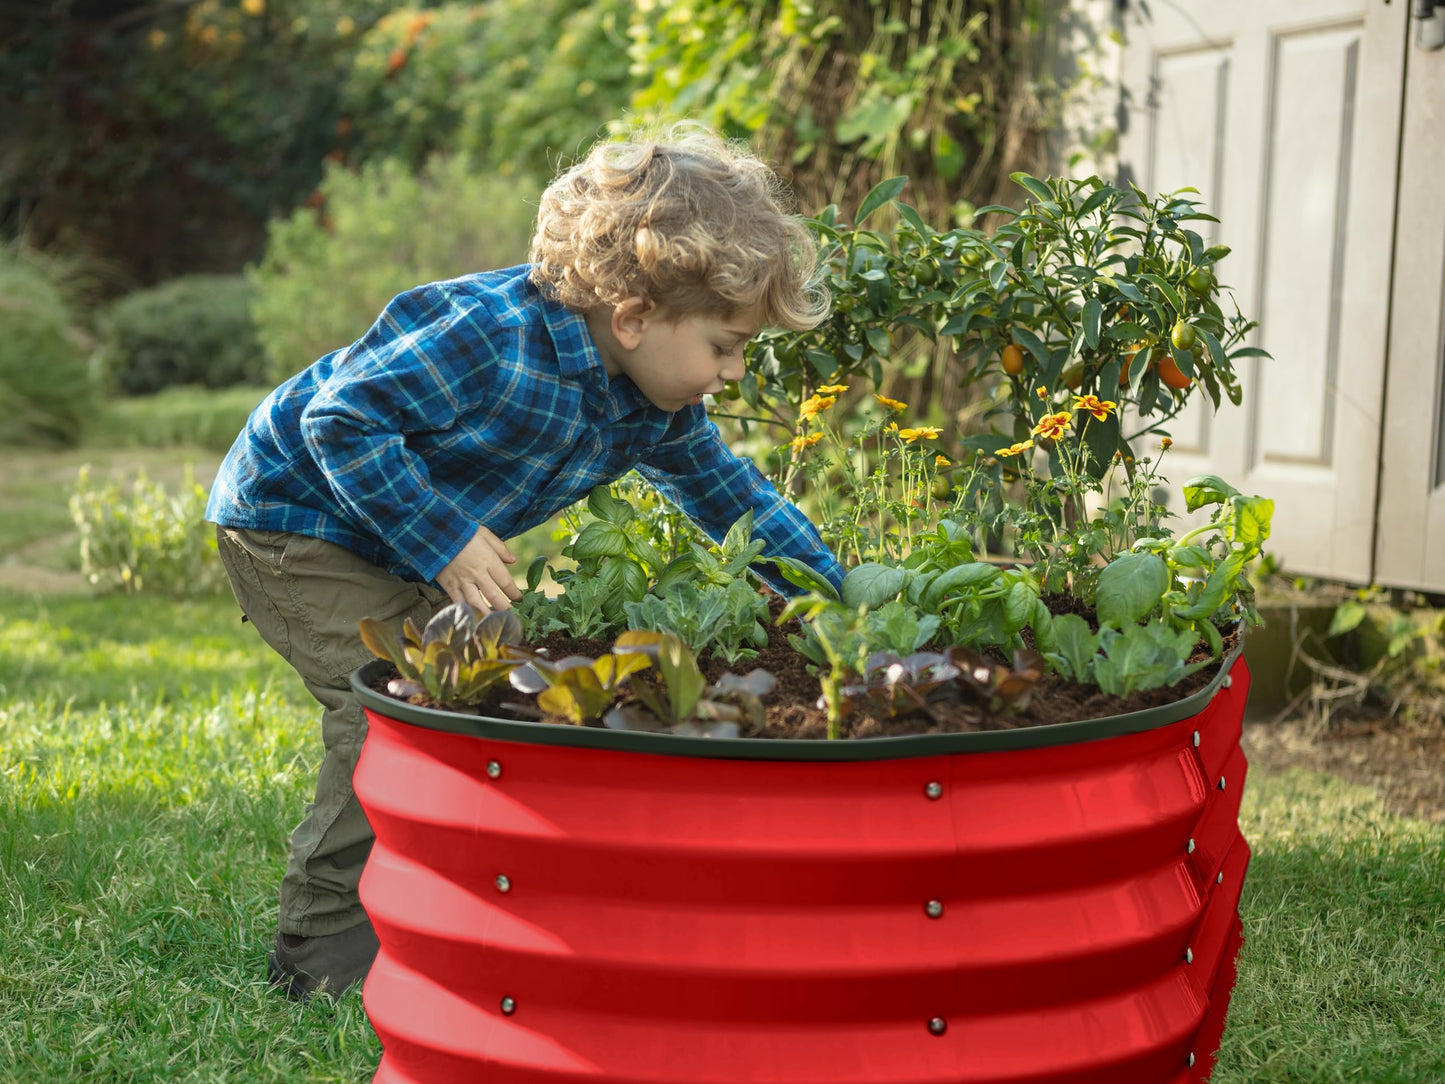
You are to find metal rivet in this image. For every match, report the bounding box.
[1185,947,1194,964]
[1187,838,1196,854]
[486,760,502,779]
[925,900,944,919]
[500,996,516,1015]
[1218,775,1227,791]
[496,874,511,893]
[1188,1051,1196,1067]
[924,781,943,800]
[928,1016,947,1035]
[1222,675,1232,689]
[1192,730,1201,748]
[1217,871,1224,884]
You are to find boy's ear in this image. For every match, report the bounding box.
[611,296,656,349]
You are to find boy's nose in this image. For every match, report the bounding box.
[720,358,747,382]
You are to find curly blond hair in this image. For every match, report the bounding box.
[529,123,828,331]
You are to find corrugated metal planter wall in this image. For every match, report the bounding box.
[350,651,1252,1084]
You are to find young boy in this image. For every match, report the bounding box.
[207,124,845,999]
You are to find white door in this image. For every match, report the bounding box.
[1116,0,1409,583]
[1374,25,1445,593]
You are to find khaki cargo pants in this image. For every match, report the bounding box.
[216,526,450,937]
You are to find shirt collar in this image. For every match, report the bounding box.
[531,274,662,422]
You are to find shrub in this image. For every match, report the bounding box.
[69,465,226,596]
[249,155,537,381]
[96,275,268,395]
[84,385,271,453]
[0,250,95,448]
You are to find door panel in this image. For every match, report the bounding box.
[1118,0,1408,583]
[1374,33,1445,591]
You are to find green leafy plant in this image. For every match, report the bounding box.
[1047,616,1207,697]
[0,248,95,448]
[623,580,770,665]
[604,631,777,738]
[69,465,224,596]
[358,603,527,708]
[508,645,652,725]
[95,275,267,395]
[249,155,536,381]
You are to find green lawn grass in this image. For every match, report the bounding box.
[1,593,1442,1082]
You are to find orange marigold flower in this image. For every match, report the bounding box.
[817,383,850,395]
[999,439,1035,458]
[799,394,837,420]
[1072,394,1117,421]
[897,426,942,443]
[1031,411,1073,440]
[788,432,823,453]
[1160,436,1173,450]
[935,454,951,467]
[1035,385,1048,399]
[874,394,907,412]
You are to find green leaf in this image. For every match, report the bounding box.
[586,486,633,526]
[722,510,755,558]
[920,562,999,613]
[766,556,841,602]
[841,563,908,609]
[1328,601,1367,639]
[855,176,908,227]
[571,521,628,560]
[1082,298,1102,349]
[1096,551,1169,628]
[1232,496,1274,549]
[1051,613,1098,682]
[359,617,408,670]
[1010,171,1053,204]
[1173,551,1247,620]
[1183,474,1238,513]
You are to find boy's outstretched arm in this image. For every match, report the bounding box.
[635,406,845,597]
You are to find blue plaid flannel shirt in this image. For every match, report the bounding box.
[206,264,844,596]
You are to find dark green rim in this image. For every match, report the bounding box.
[350,636,1245,762]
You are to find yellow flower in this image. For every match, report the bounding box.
[1160,436,1173,450]
[897,426,942,443]
[874,394,908,412]
[1072,394,1117,421]
[884,422,899,434]
[935,455,951,467]
[788,432,823,453]
[148,27,168,48]
[1035,385,1048,400]
[817,383,850,395]
[799,394,837,420]
[999,439,1035,458]
[336,15,355,35]
[241,0,265,15]
[1031,411,1073,440]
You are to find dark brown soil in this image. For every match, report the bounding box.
[374,591,1238,740]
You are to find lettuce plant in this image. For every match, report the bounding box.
[507,646,652,725]
[623,579,769,664]
[359,603,526,708]
[604,631,776,738]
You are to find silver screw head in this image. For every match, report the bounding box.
[925,900,944,919]
[1218,775,1227,791]
[924,781,943,800]
[928,1016,947,1035]
[1185,947,1194,964]
[500,996,516,1015]
[1187,838,1196,854]
[1188,1051,1196,1067]
[1222,674,1233,688]
[1217,871,1225,884]
[1192,730,1201,748]
[496,874,511,893]
[486,760,502,779]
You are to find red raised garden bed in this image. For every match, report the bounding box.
[349,644,1251,1084]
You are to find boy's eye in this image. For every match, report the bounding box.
[713,344,738,357]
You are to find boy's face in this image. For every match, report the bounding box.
[599,299,760,413]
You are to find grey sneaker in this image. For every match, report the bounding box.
[267,920,380,1000]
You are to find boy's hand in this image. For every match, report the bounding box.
[437,525,523,612]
